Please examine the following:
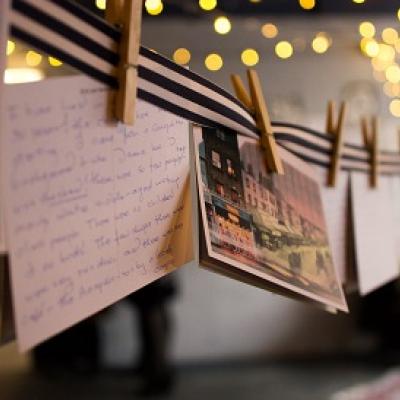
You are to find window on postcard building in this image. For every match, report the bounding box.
[216,181,225,196]
[227,158,235,177]
[216,130,225,141]
[231,188,239,203]
[212,150,221,169]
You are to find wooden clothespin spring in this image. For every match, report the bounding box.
[231,70,284,175]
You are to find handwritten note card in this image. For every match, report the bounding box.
[351,172,399,295]
[2,76,193,350]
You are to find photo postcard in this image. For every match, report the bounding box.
[193,126,348,312]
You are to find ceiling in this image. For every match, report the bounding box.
[78,0,400,17]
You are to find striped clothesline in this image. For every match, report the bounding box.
[7,0,400,175]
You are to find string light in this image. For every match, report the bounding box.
[145,0,163,15]
[199,0,217,11]
[382,28,398,45]
[393,85,400,97]
[48,56,63,67]
[261,23,278,39]
[389,99,400,117]
[205,53,223,71]
[385,64,400,84]
[383,82,400,98]
[25,50,42,67]
[95,0,106,10]
[311,33,330,54]
[371,57,389,71]
[6,40,15,56]
[360,38,379,57]
[241,49,259,66]
[377,44,395,63]
[298,0,315,10]
[214,16,231,35]
[275,41,293,59]
[359,21,375,38]
[173,48,191,65]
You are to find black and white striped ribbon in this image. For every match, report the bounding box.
[8,0,400,175]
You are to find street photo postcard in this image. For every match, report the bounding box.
[193,126,348,312]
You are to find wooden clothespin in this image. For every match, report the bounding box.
[326,100,346,187]
[230,70,284,175]
[106,0,143,125]
[361,116,379,188]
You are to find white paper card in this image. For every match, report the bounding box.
[2,75,193,350]
[315,168,349,284]
[388,175,400,268]
[351,172,399,295]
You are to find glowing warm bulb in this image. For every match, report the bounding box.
[385,64,400,83]
[173,48,191,65]
[199,0,217,11]
[145,0,163,15]
[359,21,375,38]
[214,16,231,35]
[298,0,315,10]
[95,0,106,10]
[383,82,400,98]
[275,41,293,59]
[312,35,330,54]
[48,56,63,67]
[146,0,162,9]
[378,44,396,62]
[241,49,259,66]
[205,53,223,71]
[371,57,390,71]
[363,39,379,57]
[389,99,400,117]
[6,40,15,56]
[353,0,365,3]
[382,28,398,45]
[261,23,278,39]
[25,50,42,67]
